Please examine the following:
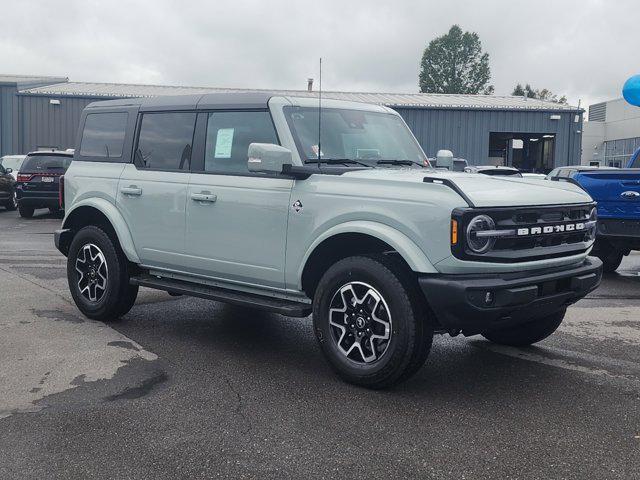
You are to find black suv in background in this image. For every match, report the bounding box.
[15,151,73,218]
[0,163,17,211]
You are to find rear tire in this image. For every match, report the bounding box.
[67,226,138,321]
[595,249,624,273]
[482,309,566,347]
[4,193,17,211]
[18,204,34,218]
[313,254,433,389]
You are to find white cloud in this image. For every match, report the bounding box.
[0,0,637,108]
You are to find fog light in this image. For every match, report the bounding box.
[484,291,494,305]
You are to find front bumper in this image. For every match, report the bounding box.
[419,257,602,335]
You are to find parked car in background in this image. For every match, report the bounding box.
[545,165,617,180]
[546,165,640,272]
[0,163,17,211]
[15,151,72,218]
[0,155,26,181]
[464,165,523,177]
[54,93,601,388]
[521,173,547,180]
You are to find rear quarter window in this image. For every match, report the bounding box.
[79,112,128,159]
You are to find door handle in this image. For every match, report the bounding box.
[121,186,142,196]
[191,192,217,203]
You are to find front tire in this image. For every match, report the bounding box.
[313,254,433,389]
[482,309,566,347]
[67,226,138,321]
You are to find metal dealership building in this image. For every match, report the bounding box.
[0,74,583,171]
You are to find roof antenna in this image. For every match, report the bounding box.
[317,57,322,166]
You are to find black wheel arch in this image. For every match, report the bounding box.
[59,206,125,260]
[300,232,416,300]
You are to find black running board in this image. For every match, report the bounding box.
[130,274,312,317]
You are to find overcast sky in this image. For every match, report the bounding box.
[0,0,637,108]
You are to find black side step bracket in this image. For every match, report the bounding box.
[130,274,312,317]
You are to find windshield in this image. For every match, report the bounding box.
[283,106,428,167]
[21,155,72,172]
[0,156,25,171]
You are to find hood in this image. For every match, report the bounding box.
[340,168,592,207]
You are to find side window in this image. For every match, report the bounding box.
[79,113,128,159]
[204,111,278,174]
[136,112,196,170]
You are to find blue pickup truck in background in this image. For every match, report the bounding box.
[546,149,640,272]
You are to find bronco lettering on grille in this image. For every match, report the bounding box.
[517,223,585,236]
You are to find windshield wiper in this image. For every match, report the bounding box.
[376,159,425,168]
[306,158,372,167]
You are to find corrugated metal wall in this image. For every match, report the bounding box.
[14,95,95,153]
[0,85,18,156]
[9,93,583,167]
[395,107,582,166]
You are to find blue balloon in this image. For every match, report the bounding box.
[623,75,640,106]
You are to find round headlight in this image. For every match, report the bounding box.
[466,215,496,253]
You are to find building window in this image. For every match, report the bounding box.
[602,136,640,167]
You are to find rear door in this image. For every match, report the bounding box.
[577,170,640,219]
[117,111,196,270]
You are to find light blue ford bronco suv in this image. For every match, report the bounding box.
[55,93,602,388]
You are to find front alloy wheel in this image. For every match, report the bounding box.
[75,243,108,302]
[313,255,433,389]
[329,282,392,364]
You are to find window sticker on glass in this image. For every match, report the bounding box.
[214,128,235,158]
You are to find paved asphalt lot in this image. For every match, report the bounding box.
[1,208,639,479]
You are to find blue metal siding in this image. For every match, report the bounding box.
[16,95,95,153]
[0,85,18,155]
[394,107,582,166]
[6,91,583,167]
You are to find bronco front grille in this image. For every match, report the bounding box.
[451,203,597,263]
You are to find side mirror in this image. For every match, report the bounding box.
[247,143,292,174]
[435,150,454,170]
[5,168,12,174]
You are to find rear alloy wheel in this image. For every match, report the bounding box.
[75,243,109,303]
[18,204,34,218]
[67,226,138,321]
[313,255,433,389]
[4,193,17,211]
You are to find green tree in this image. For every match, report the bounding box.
[419,25,493,95]
[512,83,567,104]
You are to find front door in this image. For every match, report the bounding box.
[117,111,197,270]
[184,110,293,289]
